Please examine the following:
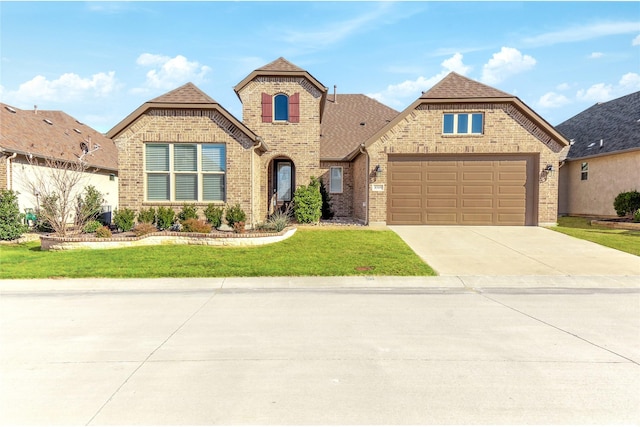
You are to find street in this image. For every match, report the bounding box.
[1,276,639,424]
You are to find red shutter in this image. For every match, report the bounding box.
[289,93,300,123]
[261,93,272,123]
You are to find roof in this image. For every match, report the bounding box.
[256,57,307,73]
[320,94,399,160]
[107,83,260,146]
[421,72,512,99]
[0,103,118,171]
[361,72,568,152]
[556,91,640,160]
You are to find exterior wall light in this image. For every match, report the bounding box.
[374,164,382,178]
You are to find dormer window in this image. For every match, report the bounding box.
[261,92,300,123]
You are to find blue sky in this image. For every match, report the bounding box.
[1,1,639,133]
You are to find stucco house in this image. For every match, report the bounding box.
[556,91,640,218]
[107,57,567,227]
[0,103,118,217]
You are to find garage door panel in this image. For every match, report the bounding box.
[388,156,534,226]
[392,172,422,181]
[391,198,423,208]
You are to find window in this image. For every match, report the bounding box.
[330,166,343,193]
[274,94,289,121]
[581,162,588,181]
[443,113,483,134]
[145,143,226,202]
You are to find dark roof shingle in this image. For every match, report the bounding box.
[556,91,640,159]
[149,82,218,104]
[421,72,512,99]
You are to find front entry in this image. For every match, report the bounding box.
[272,159,294,213]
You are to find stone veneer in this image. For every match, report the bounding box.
[364,103,563,226]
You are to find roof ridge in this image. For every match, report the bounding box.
[421,72,513,99]
[149,82,218,104]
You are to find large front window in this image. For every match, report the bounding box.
[145,143,226,202]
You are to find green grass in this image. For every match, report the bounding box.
[0,229,435,279]
[550,217,640,256]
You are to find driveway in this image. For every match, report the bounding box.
[390,226,640,276]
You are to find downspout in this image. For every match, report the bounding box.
[359,143,369,225]
[5,152,17,190]
[251,136,264,228]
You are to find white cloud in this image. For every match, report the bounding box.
[576,83,613,102]
[589,52,604,59]
[556,82,571,91]
[538,92,570,108]
[619,72,640,90]
[2,72,118,106]
[367,53,471,108]
[481,47,536,85]
[632,34,640,46]
[135,54,211,91]
[523,21,640,47]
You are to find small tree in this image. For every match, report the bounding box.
[76,185,104,227]
[0,190,28,240]
[319,177,334,220]
[293,177,322,224]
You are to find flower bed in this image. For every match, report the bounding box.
[40,227,296,251]
[590,219,640,230]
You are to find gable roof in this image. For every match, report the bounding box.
[321,94,399,160]
[361,72,568,152]
[0,103,118,171]
[556,91,640,160]
[256,57,307,73]
[106,83,260,147]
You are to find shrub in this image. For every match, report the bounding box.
[181,218,212,233]
[76,185,104,227]
[233,221,245,234]
[613,191,640,217]
[225,204,246,228]
[83,220,103,233]
[113,207,135,232]
[319,177,334,220]
[634,209,640,223]
[95,225,112,238]
[34,209,54,233]
[132,222,158,237]
[293,177,322,224]
[204,204,224,228]
[178,203,198,222]
[265,208,291,232]
[156,207,176,230]
[137,207,156,225]
[0,189,28,241]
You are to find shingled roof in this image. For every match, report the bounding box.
[0,103,118,171]
[421,72,512,99]
[556,91,640,160]
[256,57,306,73]
[321,94,399,160]
[149,82,218,104]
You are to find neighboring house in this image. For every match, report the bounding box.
[108,57,567,227]
[0,103,118,216]
[556,91,640,217]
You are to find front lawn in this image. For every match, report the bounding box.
[0,229,435,279]
[550,217,640,256]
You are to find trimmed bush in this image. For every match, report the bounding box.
[204,204,224,228]
[132,222,158,237]
[113,207,135,232]
[225,204,246,228]
[613,191,640,217]
[95,225,112,238]
[181,218,212,233]
[0,189,28,241]
[319,177,334,220]
[76,185,104,227]
[83,220,103,233]
[137,207,156,224]
[293,177,322,224]
[156,207,176,230]
[178,203,198,222]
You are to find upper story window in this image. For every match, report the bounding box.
[145,143,226,202]
[262,92,300,123]
[581,162,588,181]
[443,113,483,135]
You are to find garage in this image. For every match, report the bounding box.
[387,155,537,225]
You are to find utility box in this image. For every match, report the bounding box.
[100,205,112,225]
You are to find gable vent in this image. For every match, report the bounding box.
[43,119,53,125]
[5,106,16,113]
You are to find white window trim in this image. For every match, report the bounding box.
[144,143,226,202]
[580,162,589,181]
[329,166,343,194]
[443,113,483,135]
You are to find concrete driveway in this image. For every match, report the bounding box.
[390,226,640,276]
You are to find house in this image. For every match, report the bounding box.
[107,57,568,227]
[0,103,118,216]
[556,91,640,218]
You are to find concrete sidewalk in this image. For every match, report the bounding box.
[390,226,640,276]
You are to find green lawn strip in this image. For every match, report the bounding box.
[0,229,435,279]
[550,217,640,256]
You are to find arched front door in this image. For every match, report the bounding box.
[270,158,295,213]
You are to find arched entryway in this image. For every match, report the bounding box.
[268,157,295,214]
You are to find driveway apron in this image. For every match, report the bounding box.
[389,226,640,276]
